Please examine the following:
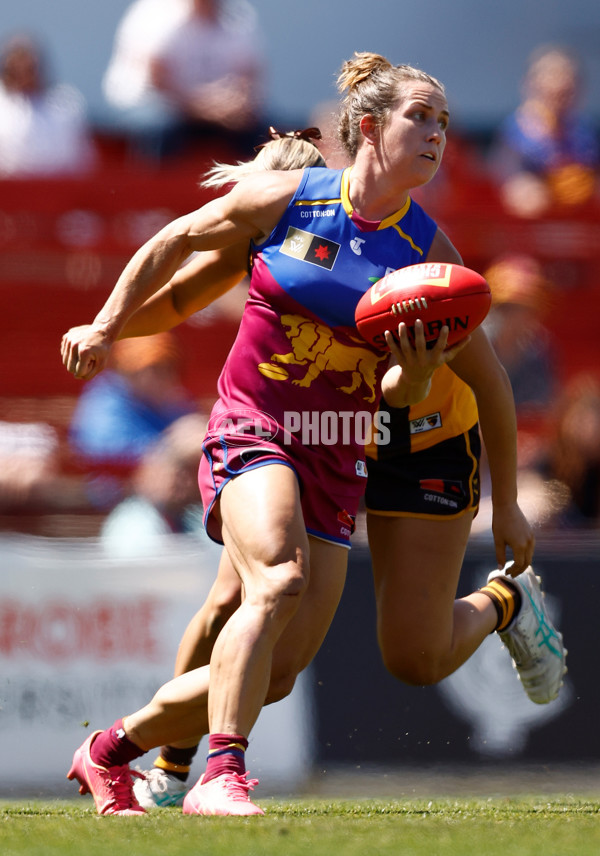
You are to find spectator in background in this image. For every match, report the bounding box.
[483,253,557,421]
[101,412,208,558]
[102,0,265,162]
[471,254,559,535]
[540,374,600,528]
[68,332,196,470]
[308,100,350,170]
[0,33,97,177]
[490,44,599,218]
[0,421,91,516]
[101,0,189,152]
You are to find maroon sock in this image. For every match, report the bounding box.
[203,733,248,784]
[90,719,145,768]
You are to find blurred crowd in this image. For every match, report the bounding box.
[0,0,265,174]
[0,7,599,538]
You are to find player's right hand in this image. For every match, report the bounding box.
[60,325,112,380]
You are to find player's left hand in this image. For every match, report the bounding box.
[385,318,470,378]
[381,319,472,408]
[491,501,535,575]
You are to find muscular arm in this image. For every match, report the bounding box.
[61,170,302,378]
[97,170,297,334]
[451,326,518,505]
[119,244,249,338]
[450,326,535,572]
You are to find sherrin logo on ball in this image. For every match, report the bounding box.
[355,263,492,350]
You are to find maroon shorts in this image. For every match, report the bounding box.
[198,432,365,548]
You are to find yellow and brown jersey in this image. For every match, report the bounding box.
[365,366,481,518]
[367,363,478,461]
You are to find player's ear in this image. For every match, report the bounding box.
[359,114,379,146]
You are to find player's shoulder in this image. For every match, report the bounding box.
[425,227,463,265]
[301,165,345,194]
[233,168,305,200]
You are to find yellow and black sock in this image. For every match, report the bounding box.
[480,576,522,632]
[154,743,199,782]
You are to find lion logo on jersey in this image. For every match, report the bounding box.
[257,313,387,402]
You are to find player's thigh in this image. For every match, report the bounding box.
[270,535,348,680]
[219,462,310,598]
[367,511,473,650]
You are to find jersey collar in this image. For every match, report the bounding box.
[341,167,412,232]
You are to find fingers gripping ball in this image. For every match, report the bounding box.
[355,263,492,350]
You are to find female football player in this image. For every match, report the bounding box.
[61,53,564,817]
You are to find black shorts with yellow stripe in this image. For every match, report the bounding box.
[365,424,481,519]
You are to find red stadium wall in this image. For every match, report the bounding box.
[1,151,599,463]
[0,157,242,404]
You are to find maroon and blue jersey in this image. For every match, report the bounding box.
[216,166,437,425]
[201,166,438,544]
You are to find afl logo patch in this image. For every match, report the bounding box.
[280,226,340,270]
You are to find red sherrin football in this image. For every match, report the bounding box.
[355,262,491,350]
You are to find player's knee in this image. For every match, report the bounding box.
[254,562,309,618]
[380,645,448,686]
[278,558,309,598]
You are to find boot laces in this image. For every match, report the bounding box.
[223,771,259,800]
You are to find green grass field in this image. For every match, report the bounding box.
[2,797,600,856]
